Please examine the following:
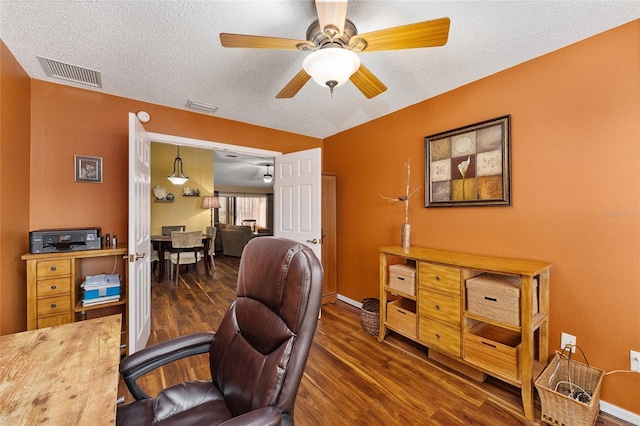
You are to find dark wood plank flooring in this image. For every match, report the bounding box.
[118,255,631,425]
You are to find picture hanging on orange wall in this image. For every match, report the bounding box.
[424,115,511,207]
[74,155,103,183]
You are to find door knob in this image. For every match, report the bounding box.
[128,253,146,262]
[306,239,318,244]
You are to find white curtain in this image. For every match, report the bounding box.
[233,196,268,228]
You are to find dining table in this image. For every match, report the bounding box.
[151,234,211,283]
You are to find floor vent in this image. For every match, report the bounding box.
[38,56,102,88]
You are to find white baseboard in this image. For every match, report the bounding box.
[335,294,640,424]
[600,401,640,425]
[337,293,361,308]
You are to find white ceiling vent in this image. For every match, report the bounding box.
[186,100,219,115]
[37,56,102,88]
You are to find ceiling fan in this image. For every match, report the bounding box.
[219,0,450,99]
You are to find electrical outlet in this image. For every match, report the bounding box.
[631,350,640,372]
[561,332,576,353]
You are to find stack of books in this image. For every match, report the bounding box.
[81,274,121,307]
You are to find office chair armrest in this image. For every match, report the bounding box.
[219,406,282,426]
[120,332,215,400]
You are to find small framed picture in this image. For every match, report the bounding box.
[75,155,103,183]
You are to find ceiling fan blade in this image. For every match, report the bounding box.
[220,33,313,50]
[276,69,311,98]
[350,64,387,99]
[349,17,450,52]
[315,0,348,38]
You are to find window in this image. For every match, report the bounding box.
[218,194,272,231]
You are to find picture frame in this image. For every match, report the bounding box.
[74,155,103,183]
[424,115,511,207]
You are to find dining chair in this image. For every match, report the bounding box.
[162,225,185,236]
[204,226,217,271]
[169,231,203,285]
[150,242,160,275]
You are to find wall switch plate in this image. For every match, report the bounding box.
[631,350,640,372]
[561,332,576,353]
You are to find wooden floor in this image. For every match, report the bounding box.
[119,255,631,426]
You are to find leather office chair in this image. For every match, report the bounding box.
[168,231,204,285]
[117,237,323,426]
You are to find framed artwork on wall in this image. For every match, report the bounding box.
[75,155,103,183]
[424,115,511,207]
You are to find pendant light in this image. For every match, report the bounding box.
[263,165,273,183]
[167,146,189,185]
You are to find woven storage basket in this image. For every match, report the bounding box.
[360,298,380,337]
[534,347,604,426]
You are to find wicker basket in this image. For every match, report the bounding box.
[360,298,380,337]
[534,348,604,426]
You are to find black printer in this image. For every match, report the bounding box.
[29,228,102,254]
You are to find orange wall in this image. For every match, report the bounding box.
[28,80,321,238]
[324,21,640,413]
[0,74,319,335]
[0,41,30,334]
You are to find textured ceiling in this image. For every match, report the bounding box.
[1,1,638,140]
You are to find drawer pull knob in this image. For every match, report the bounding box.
[435,275,440,281]
[50,266,57,271]
[435,333,440,339]
[484,296,498,302]
[435,304,440,310]
[397,277,405,281]
[51,285,57,290]
[397,310,406,315]
[481,341,497,349]
[50,303,57,309]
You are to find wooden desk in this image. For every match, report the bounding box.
[0,315,122,425]
[151,234,211,283]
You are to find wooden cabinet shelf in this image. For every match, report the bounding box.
[22,247,129,355]
[379,246,552,422]
[463,312,547,333]
[383,286,417,301]
[74,298,126,313]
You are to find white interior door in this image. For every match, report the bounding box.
[128,112,151,354]
[274,148,322,259]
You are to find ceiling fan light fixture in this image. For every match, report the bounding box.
[167,146,189,185]
[303,47,360,90]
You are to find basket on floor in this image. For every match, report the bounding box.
[360,298,380,337]
[534,347,604,426]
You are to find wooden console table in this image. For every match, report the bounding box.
[0,315,122,425]
[379,246,552,421]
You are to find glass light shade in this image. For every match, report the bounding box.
[167,147,188,185]
[167,176,188,185]
[263,174,273,184]
[303,48,361,88]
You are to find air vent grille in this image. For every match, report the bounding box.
[186,100,219,114]
[38,56,102,88]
